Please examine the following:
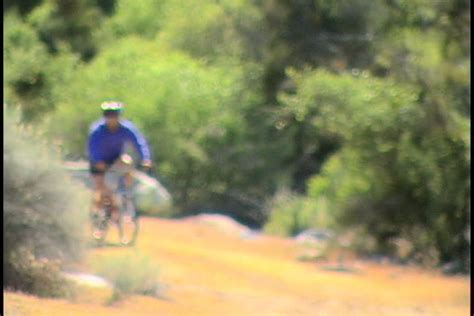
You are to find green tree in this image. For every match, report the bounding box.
[279,68,469,267]
[4,0,43,15]
[46,37,276,225]
[27,0,105,61]
[157,0,265,63]
[258,0,387,101]
[4,12,78,122]
[97,0,167,41]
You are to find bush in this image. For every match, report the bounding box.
[284,69,470,268]
[91,253,160,303]
[3,107,89,297]
[264,189,331,236]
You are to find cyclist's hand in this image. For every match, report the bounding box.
[141,159,152,172]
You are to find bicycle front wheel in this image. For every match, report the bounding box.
[118,194,139,246]
[90,206,110,245]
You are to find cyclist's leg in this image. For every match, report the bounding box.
[106,158,127,221]
[90,162,107,210]
[89,162,111,240]
[90,161,119,220]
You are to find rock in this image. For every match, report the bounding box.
[294,229,334,244]
[187,213,254,238]
[442,261,466,275]
[63,272,111,289]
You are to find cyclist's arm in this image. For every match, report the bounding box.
[125,123,152,164]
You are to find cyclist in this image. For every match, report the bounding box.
[88,101,152,219]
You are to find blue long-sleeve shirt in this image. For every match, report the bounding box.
[88,118,151,164]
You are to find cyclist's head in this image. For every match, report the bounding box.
[101,101,123,130]
[101,101,123,117]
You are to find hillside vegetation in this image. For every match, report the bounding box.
[4,0,470,281]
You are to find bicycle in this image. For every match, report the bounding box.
[89,155,140,246]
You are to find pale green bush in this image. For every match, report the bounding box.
[92,253,160,303]
[4,107,89,297]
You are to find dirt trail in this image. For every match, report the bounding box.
[4,217,470,316]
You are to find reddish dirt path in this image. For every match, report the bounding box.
[4,217,470,315]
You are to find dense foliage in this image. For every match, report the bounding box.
[4,0,470,269]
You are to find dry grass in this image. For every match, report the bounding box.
[4,217,470,316]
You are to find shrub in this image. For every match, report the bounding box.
[91,253,160,303]
[3,107,89,297]
[285,69,470,268]
[264,189,331,236]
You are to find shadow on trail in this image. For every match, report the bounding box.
[320,265,363,275]
[87,241,135,248]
